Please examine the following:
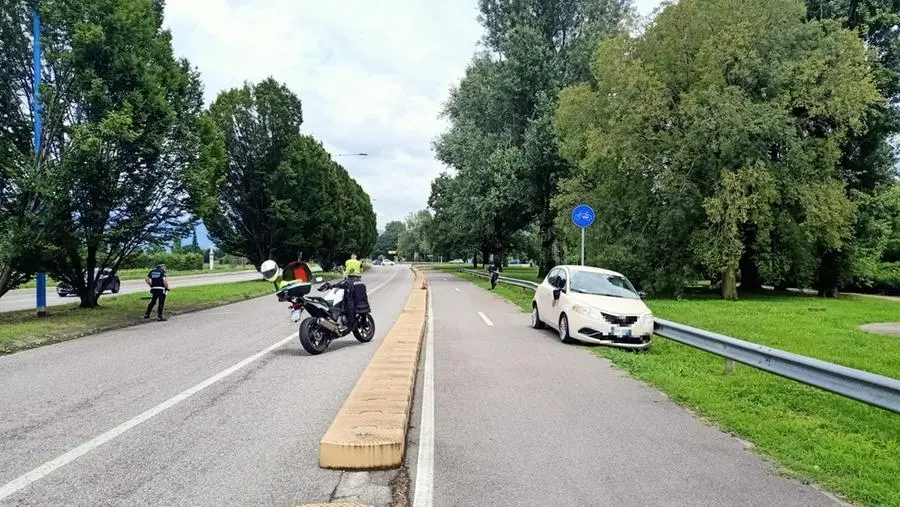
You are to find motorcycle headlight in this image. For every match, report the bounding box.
[572,304,600,320]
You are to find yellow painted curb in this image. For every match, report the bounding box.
[318,266,428,469]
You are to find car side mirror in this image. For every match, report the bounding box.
[315,276,323,283]
[553,288,561,300]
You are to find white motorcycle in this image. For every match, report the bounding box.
[277,275,376,355]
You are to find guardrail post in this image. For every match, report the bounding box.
[724,359,736,375]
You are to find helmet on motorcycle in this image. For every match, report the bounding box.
[260,260,280,282]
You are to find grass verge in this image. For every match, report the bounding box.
[0,280,272,355]
[442,267,900,507]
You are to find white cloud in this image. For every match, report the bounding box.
[163,0,483,229]
[162,0,665,230]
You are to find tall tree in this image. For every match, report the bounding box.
[433,0,632,278]
[800,0,900,295]
[1,0,212,307]
[555,0,882,299]
[191,78,376,268]
[193,78,307,266]
[0,0,54,298]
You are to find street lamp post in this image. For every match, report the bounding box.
[33,7,47,317]
[336,153,368,157]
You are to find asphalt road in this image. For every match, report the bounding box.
[0,271,262,313]
[409,273,840,506]
[0,265,411,505]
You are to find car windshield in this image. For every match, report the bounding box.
[569,271,639,299]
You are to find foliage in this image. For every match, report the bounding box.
[188,78,376,270]
[371,220,405,258]
[119,252,203,271]
[397,209,434,261]
[554,0,882,299]
[0,0,217,308]
[431,0,631,276]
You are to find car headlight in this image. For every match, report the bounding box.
[572,304,601,320]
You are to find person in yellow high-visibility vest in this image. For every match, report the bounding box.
[344,253,362,278]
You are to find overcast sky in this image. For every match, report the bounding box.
[163,0,665,234]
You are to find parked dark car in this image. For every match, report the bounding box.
[56,268,121,297]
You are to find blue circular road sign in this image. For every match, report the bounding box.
[571,204,595,228]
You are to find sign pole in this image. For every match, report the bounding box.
[571,204,594,268]
[33,8,47,317]
[581,227,585,266]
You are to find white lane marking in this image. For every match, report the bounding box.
[0,269,399,501]
[413,282,435,507]
[478,312,494,327]
[454,287,460,293]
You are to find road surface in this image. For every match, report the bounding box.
[0,271,261,313]
[406,273,840,506]
[0,266,410,505]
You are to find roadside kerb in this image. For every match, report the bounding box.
[318,266,428,469]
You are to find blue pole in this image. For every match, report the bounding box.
[33,8,46,317]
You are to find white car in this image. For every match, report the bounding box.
[531,265,653,349]
[382,259,396,266]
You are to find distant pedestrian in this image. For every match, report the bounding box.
[144,263,170,321]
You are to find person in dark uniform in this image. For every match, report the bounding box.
[144,263,170,321]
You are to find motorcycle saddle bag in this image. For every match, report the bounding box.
[352,281,371,313]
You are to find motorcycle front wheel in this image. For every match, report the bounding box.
[299,317,331,355]
[352,313,376,343]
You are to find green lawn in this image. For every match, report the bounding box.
[0,280,272,354]
[445,269,900,507]
[18,264,254,288]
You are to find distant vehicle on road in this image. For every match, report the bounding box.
[448,259,464,264]
[57,268,121,297]
[530,265,652,350]
[373,259,382,265]
[382,259,395,266]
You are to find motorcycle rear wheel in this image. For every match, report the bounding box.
[299,317,331,355]
[352,313,376,343]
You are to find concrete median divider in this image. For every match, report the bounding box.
[318,266,428,469]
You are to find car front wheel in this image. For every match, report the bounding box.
[530,304,545,329]
[558,314,574,344]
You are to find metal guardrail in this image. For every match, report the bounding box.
[456,267,900,414]
[459,268,540,290]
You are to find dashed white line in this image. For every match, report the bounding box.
[478,312,494,326]
[454,287,460,292]
[412,285,435,507]
[0,270,399,501]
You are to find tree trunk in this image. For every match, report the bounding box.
[0,265,12,299]
[538,218,556,279]
[739,228,762,292]
[721,266,738,300]
[80,247,99,308]
[816,249,841,298]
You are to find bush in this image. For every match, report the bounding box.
[843,261,900,295]
[121,252,204,271]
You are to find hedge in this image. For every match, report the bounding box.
[120,252,204,271]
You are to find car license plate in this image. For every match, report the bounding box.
[291,309,302,322]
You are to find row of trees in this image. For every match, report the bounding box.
[0,0,375,307]
[428,0,900,299]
